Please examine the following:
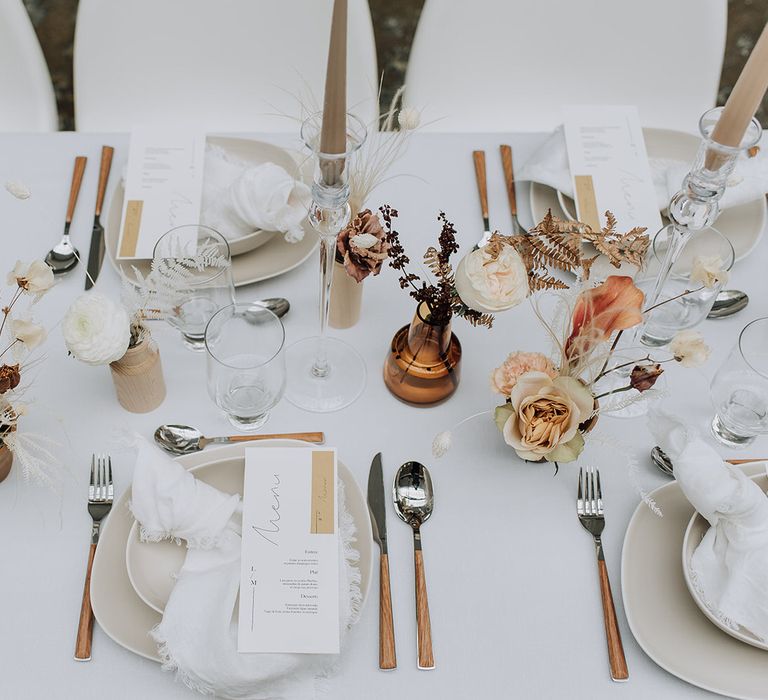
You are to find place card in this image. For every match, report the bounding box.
[238,447,339,654]
[116,130,206,260]
[564,105,662,233]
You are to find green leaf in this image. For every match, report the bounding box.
[494,404,516,433]
[546,431,585,463]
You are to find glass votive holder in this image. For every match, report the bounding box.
[640,225,734,347]
[711,317,768,448]
[153,225,235,351]
[205,303,286,431]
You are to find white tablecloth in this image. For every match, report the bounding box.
[1,131,766,700]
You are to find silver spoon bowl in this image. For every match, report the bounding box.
[650,446,675,477]
[707,289,749,319]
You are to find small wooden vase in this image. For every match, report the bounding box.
[109,336,166,413]
[0,443,13,483]
[329,259,363,329]
[383,302,462,405]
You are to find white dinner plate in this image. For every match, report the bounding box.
[530,128,766,262]
[682,472,768,652]
[622,462,768,699]
[104,137,317,287]
[90,441,372,662]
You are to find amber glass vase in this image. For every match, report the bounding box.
[383,302,462,405]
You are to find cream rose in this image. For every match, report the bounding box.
[494,371,594,463]
[690,255,729,289]
[63,293,130,366]
[11,319,46,350]
[454,243,529,313]
[7,260,54,294]
[670,330,710,368]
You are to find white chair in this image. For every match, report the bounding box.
[405,0,727,132]
[0,0,58,131]
[74,0,379,132]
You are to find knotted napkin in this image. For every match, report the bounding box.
[201,145,311,243]
[518,127,768,213]
[129,439,362,700]
[649,412,768,642]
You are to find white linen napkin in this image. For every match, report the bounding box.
[129,439,362,700]
[649,412,768,642]
[201,145,311,243]
[518,127,768,214]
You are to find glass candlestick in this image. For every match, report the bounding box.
[639,107,761,345]
[284,112,367,412]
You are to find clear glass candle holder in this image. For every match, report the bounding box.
[711,317,768,448]
[205,303,286,431]
[640,225,734,346]
[153,225,235,351]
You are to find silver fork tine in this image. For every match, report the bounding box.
[577,467,584,514]
[89,455,96,499]
[100,454,107,501]
[107,456,113,500]
[586,467,593,515]
[596,468,604,515]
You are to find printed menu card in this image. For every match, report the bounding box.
[238,447,340,654]
[564,105,662,234]
[116,130,206,260]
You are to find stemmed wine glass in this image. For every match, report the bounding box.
[284,112,367,412]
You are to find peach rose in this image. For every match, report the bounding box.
[494,371,594,463]
[490,352,557,396]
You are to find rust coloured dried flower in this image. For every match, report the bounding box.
[0,364,21,394]
[630,363,664,393]
[337,209,390,283]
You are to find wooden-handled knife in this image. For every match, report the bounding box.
[85,146,114,290]
[367,452,397,670]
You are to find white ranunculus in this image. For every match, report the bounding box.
[454,243,529,313]
[690,254,729,289]
[7,260,54,294]
[62,293,130,366]
[670,330,710,368]
[12,319,46,350]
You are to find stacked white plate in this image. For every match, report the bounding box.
[89,441,372,661]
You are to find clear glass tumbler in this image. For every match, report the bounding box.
[641,225,734,346]
[205,303,286,431]
[711,317,768,448]
[153,225,235,351]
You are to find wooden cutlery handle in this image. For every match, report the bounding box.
[74,543,97,661]
[94,146,114,217]
[66,156,87,224]
[499,144,517,216]
[597,558,628,681]
[414,549,434,669]
[379,553,397,670]
[727,457,768,465]
[227,432,325,444]
[472,150,489,220]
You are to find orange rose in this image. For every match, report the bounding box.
[565,275,644,361]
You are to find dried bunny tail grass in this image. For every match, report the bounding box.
[528,288,575,372]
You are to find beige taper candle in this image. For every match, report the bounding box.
[711,22,768,149]
[319,0,348,185]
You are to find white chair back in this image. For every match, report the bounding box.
[0,0,58,131]
[74,0,379,132]
[405,0,727,132]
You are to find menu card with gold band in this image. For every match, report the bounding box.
[564,105,662,234]
[238,447,340,654]
[116,130,206,260]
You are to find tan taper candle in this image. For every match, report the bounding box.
[319,0,348,184]
[711,22,768,149]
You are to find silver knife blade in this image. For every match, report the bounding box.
[367,452,388,553]
[85,217,104,290]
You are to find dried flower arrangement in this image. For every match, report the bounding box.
[382,206,494,328]
[0,261,60,486]
[433,211,726,469]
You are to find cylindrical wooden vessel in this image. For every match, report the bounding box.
[110,336,166,413]
[0,443,13,483]
[329,259,364,329]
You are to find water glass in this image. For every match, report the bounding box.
[205,303,286,430]
[711,317,768,448]
[153,225,235,351]
[640,225,734,347]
